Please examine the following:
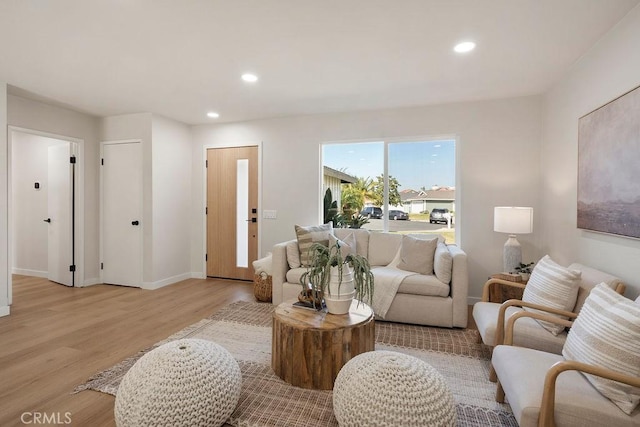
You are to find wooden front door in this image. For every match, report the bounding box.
[206,146,258,280]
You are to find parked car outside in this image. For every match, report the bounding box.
[429,208,450,224]
[360,206,383,219]
[388,210,409,220]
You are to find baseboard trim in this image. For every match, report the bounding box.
[191,272,206,279]
[142,272,192,290]
[82,278,101,287]
[12,268,47,278]
[467,296,481,305]
[0,305,10,317]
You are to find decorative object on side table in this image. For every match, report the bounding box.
[513,261,535,280]
[299,240,374,315]
[493,206,533,273]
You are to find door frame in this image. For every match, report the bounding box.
[99,139,144,287]
[7,126,85,300]
[201,142,262,278]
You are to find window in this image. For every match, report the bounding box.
[322,138,456,243]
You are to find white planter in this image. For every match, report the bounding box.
[325,265,355,315]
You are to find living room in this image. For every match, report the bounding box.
[1,1,640,426]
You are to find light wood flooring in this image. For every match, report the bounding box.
[0,275,254,427]
[0,275,477,427]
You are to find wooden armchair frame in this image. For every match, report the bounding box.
[495,312,640,427]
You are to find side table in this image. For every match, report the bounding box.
[488,273,527,303]
[271,299,375,390]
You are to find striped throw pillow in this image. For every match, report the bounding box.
[522,255,581,335]
[295,222,333,267]
[562,283,640,415]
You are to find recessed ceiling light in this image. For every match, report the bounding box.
[207,112,220,118]
[454,41,476,53]
[241,73,258,83]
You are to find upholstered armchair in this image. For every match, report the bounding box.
[492,285,640,427]
[473,259,624,355]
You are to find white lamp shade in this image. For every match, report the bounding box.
[494,207,533,234]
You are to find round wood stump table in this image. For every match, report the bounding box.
[271,300,375,390]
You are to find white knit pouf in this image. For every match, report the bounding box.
[333,350,456,427]
[114,338,242,427]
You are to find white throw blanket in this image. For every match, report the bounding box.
[370,266,416,318]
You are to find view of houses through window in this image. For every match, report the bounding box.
[322,139,456,243]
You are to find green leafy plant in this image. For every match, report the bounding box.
[323,188,344,226]
[514,262,535,275]
[300,241,374,306]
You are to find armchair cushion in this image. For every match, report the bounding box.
[522,255,581,335]
[286,240,301,269]
[562,283,640,415]
[473,302,567,353]
[493,345,640,427]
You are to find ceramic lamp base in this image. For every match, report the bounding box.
[503,235,522,273]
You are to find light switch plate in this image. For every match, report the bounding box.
[262,210,277,219]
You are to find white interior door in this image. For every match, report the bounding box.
[47,142,73,287]
[102,141,142,287]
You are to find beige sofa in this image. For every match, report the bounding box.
[271,228,468,328]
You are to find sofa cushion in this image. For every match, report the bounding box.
[569,262,624,314]
[367,233,402,266]
[562,283,640,415]
[334,228,370,258]
[397,273,449,297]
[329,233,356,258]
[434,242,453,284]
[295,222,333,267]
[286,240,301,269]
[286,267,307,286]
[397,235,437,275]
[522,255,581,335]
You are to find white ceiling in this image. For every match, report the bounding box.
[1,0,638,125]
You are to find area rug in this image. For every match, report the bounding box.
[75,301,517,427]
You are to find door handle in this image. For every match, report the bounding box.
[245,218,257,223]
[43,218,51,223]
[131,220,140,226]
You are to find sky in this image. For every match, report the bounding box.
[322,139,455,191]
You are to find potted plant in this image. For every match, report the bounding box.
[300,241,374,314]
[514,262,535,280]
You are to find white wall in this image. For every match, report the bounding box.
[541,5,640,298]
[150,115,192,285]
[11,133,51,276]
[0,84,8,316]
[100,113,153,284]
[192,96,543,300]
[8,95,100,285]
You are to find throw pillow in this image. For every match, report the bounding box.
[286,240,301,269]
[562,283,640,415]
[434,242,453,284]
[397,235,437,275]
[329,233,356,258]
[522,255,581,335]
[295,222,333,267]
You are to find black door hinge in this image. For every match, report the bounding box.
[205,160,208,168]
[101,262,104,270]
[69,265,76,272]
[205,254,208,261]
[70,156,76,164]
[101,158,104,165]
[205,207,208,215]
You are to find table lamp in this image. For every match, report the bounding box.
[494,207,533,273]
